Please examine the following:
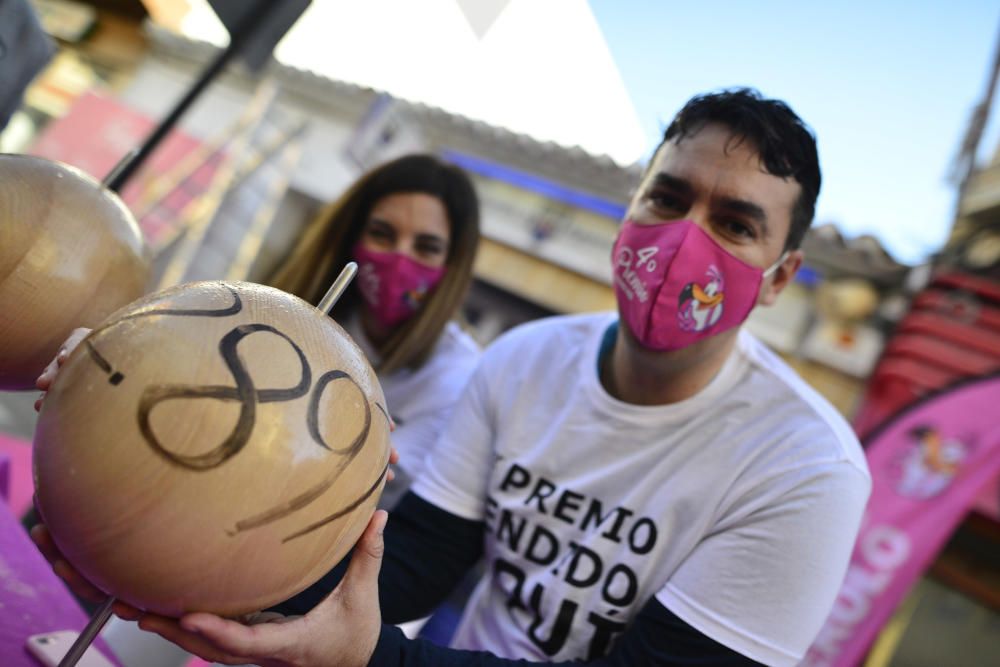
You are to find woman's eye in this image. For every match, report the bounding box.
[417,243,445,256]
[365,227,393,244]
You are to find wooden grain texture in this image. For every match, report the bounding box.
[0,154,149,389]
[33,281,392,617]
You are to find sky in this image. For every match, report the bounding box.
[180,0,648,162]
[179,0,1000,266]
[589,1,1000,265]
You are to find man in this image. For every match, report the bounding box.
[87,89,873,666]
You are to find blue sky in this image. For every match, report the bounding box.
[589,1,1000,265]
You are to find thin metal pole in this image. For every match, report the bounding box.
[101,149,138,187]
[317,262,358,314]
[57,596,115,667]
[105,0,277,193]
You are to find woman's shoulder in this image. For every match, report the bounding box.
[403,321,481,385]
[483,312,615,360]
[435,321,481,363]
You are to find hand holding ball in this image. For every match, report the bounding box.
[33,281,392,616]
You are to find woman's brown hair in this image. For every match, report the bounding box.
[267,154,480,374]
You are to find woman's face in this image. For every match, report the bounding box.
[359,192,451,268]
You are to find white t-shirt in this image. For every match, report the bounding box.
[413,313,871,666]
[346,317,481,483]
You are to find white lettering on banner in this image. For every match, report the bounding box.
[804,525,911,666]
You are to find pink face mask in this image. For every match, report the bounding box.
[612,219,786,351]
[353,244,446,329]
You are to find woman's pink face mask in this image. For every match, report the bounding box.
[353,244,446,329]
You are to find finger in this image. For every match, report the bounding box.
[179,612,298,661]
[60,328,91,365]
[242,611,298,625]
[29,524,59,562]
[386,467,395,483]
[339,510,387,600]
[52,559,107,603]
[35,362,57,391]
[112,600,144,621]
[139,614,250,665]
[71,327,93,340]
[36,328,90,390]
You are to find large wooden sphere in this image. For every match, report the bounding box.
[33,281,392,616]
[0,154,148,390]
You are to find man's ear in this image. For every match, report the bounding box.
[759,249,803,307]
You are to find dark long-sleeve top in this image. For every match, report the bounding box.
[274,493,763,667]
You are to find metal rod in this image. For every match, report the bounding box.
[317,262,358,314]
[105,0,278,193]
[57,596,115,667]
[101,149,138,187]
[105,42,241,193]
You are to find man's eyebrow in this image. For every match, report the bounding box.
[650,173,693,195]
[718,196,770,236]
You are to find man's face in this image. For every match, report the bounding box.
[624,122,802,306]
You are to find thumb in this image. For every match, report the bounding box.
[338,510,387,600]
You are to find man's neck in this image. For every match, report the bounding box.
[600,326,739,406]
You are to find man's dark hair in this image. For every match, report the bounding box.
[658,88,821,251]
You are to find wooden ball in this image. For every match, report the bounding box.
[33,281,391,617]
[0,154,148,390]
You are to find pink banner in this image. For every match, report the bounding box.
[0,432,33,518]
[802,374,1000,667]
[29,90,221,244]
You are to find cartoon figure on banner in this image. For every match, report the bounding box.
[893,425,969,500]
[678,265,726,333]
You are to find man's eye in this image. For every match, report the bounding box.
[722,219,755,239]
[649,192,683,211]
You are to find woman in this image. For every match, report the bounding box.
[266,153,482,500]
